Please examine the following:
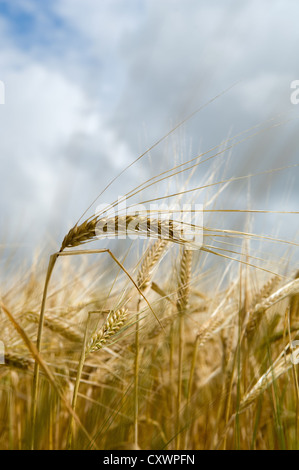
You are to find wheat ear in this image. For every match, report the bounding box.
[176,248,193,314]
[250,275,281,309]
[136,239,169,293]
[196,283,238,348]
[244,278,299,337]
[246,275,281,337]
[86,308,128,355]
[26,313,83,343]
[4,352,32,370]
[61,215,198,251]
[239,350,293,412]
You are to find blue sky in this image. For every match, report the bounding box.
[0,0,298,262]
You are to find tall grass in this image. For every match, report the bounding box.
[0,96,298,450]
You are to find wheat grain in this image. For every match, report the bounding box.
[250,275,282,309]
[239,352,293,412]
[175,247,193,449]
[61,215,199,252]
[246,275,282,337]
[60,218,98,251]
[250,278,299,313]
[176,248,193,314]
[196,284,238,347]
[86,308,128,354]
[245,278,299,337]
[136,239,169,293]
[4,352,32,370]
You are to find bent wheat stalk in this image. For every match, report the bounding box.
[28,90,297,449]
[31,241,164,448]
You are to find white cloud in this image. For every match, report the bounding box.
[0,48,134,238]
[0,0,298,255]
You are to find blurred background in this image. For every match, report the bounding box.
[0,0,298,267]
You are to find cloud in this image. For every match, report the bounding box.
[0,0,298,258]
[0,46,135,246]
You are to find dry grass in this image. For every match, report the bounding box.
[0,103,298,450]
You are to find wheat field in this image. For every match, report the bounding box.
[0,104,298,450]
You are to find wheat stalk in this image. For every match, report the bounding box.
[290,270,299,319]
[196,283,238,348]
[0,300,95,448]
[250,275,281,309]
[32,217,173,445]
[66,307,128,448]
[176,247,192,449]
[239,350,293,412]
[134,239,168,448]
[176,248,193,314]
[250,278,299,313]
[137,239,169,293]
[246,275,282,337]
[86,308,128,355]
[244,278,299,337]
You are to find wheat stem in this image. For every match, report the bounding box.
[31,253,58,450]
[175,248,192,449]
[67,315,91,449]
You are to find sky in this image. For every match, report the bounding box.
[0,0,298,264]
